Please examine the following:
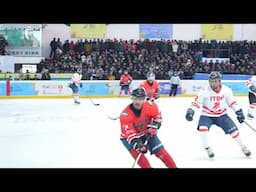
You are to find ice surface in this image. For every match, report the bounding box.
[0,97,255,168]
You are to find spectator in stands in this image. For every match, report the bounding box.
[0,35,8,55]
[44,38,256,79]
[25,70,30,80]
[49,37,57,59]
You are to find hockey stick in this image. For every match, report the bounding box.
[107,116,119,120]
[244,120,256,133]
[84,85,100,106]
[88,97,100,106]
[132,139,149,168]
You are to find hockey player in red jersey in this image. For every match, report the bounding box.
[140,72,160,102]
[119,70,132,96]
[119,87,176,168]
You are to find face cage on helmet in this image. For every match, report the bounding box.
[130,95,146,101]
[209,78,221,88]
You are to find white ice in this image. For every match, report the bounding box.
[0,97,255,168]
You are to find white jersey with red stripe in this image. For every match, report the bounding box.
[246,76,256,96]
[71,73,82,86]
[190,85,240,117]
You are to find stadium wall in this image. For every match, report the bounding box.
[0,80,248,98]
[42,24,256,57]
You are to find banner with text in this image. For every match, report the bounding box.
[139,24,173,39]
[70,24,107,39]
[201,24,233,40]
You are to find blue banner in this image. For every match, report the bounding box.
[10,83,36,96]
[140,24,173,39]
[193,73,252,80]
[222,82,248,94]
[0,83,6,96]
[81,82,110,96]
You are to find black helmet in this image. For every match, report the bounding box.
[131,87,146,98]
[209,71,222,80]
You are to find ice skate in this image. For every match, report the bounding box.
[247,113,254,120]
[241,146,251,157]
[205,147,215,158]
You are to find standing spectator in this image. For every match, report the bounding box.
[0,35,8,55]
[49,38,57,59]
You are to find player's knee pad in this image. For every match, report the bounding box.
[198,126,209,132]
[155,148,176,168]
[155,148,168,159]
[230,130,239,139]
[130,148,140,158]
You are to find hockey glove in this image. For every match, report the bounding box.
[185,108,195,121]
[68,83,73,89]
[146,128,157,137]
[131,138,147,154]
[146,121,161,137]
[154,93,160,100]
[235,109,245,123]
[147,121,161,129]
[249,85,256,93]
[146,97,155,102]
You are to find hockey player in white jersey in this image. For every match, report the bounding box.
[185,71,251,158]
[69,72,83,104]
[245,75,256,119]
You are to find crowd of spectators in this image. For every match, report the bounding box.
[38,38,256,80]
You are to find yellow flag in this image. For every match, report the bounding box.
[201,24,233,40]
[70,24,106,39]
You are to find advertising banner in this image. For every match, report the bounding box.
[139,24,173,39]
[201,24,233,40]
[70,24,107,39]
[0,82,6,96]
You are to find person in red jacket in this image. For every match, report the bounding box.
[140,72,160,102]
[119,70,132,96]
[119,87,176,168]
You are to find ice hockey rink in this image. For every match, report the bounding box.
[0,96,256,168]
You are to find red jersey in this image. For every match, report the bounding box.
[120,102,162,143]
[120,74,132,85]
[140,80,160,99]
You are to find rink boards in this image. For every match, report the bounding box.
[0,80,249,98]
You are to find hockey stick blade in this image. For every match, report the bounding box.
[89,98,100,106]
[107,116,119,120]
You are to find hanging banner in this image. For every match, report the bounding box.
[139,24,173,39]
[70,24,106,39]
[201,24,233,40]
